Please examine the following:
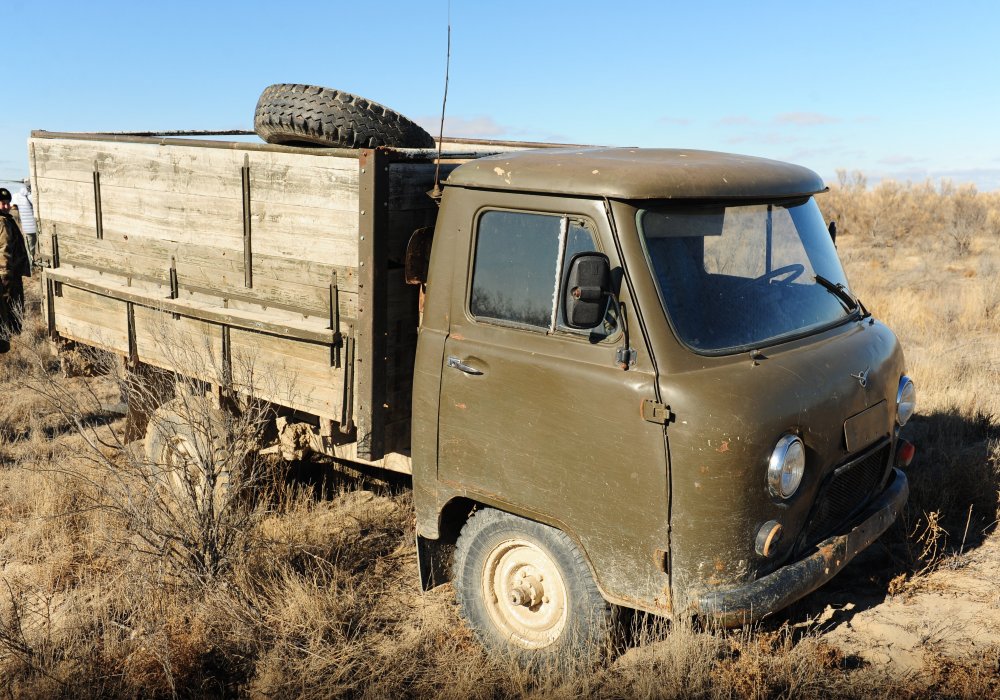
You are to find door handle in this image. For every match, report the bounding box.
[447,356,483,375]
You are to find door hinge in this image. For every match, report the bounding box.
[641,399,673,425]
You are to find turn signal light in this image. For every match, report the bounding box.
[896,440,916,468]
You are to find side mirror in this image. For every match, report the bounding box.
[405,227,434,285]
[563,252,612,329]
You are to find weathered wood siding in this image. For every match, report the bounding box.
[31,132,488,460]
[33,135,364,424]
[31,138,360,319]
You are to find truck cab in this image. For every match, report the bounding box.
[412,148,913,651]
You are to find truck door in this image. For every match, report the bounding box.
[436,193,671,607]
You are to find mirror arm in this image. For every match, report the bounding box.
[615,300,637,370]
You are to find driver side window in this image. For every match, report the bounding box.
[469,210,613,336]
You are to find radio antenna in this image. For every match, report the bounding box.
[430,3,451,200]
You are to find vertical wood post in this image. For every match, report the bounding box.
[126,302,137,363]
[329,270,342,368]
[45,278,57,338]
[92,162,104,240]
[241,154,253,288]
[169,258,180,320]
[355,149,389,459]
[221,325,232,388]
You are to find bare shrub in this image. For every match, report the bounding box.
[823,173,1000,254]
[20,333,278,586]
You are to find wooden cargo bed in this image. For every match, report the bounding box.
[29,130,497,462]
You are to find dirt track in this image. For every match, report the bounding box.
[819,533,1000,675]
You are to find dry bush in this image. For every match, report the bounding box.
[19,344,275,586]
[824,171,1000,254]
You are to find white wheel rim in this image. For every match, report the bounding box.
[161,434,227,513]
[481,538,568,649]
[166,435,205,494]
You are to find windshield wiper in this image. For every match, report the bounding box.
[815,275,870,319]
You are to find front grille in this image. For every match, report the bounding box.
[799,441,892,548]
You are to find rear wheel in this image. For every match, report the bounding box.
[453,509,612,658]
[144,396,231,517]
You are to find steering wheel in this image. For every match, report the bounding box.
[734,263,805,297]
[754,263,805,286]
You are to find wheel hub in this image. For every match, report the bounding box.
[508,575,545,607]
[482,538,568,649]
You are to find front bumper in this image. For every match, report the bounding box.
[696,468,909,626]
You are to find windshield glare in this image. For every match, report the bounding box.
[638,198,854,353]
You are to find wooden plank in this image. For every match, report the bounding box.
[44,221,360,318]
[53,286,129,351]
[182,287,357,335]
[254,253,359,293]
[229,328,343,418]
[32,138,245,188]
[132,307,224,379]
[249,200,359,268]
[46,268,338,344]
[48,218,360,294]
[250,150,360,211]
[36,174,359,263]
[38,179,96,232]
[37,177,244,248]
[356,149,389,460]
[31,138,360,210]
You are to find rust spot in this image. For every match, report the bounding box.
[817,543,836,564]
[699,465,710,474]
[455,403,466,410]
[654,587,672,612]
[717,441,730,453]
[714,559,726,572]
[451,332,465,341]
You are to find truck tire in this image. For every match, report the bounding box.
[254,83,436,149]
[144,397,232,517]
[453,508,612,659]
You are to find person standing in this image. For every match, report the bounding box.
[0,187,31,353]
[12,179,37,266]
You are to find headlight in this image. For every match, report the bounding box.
[768,434,805,499]
[896,376,916,426]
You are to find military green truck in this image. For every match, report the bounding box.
[28,121,916,655]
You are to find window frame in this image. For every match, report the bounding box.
[466,207,612,339]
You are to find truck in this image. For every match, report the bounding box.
[27,106,916,655]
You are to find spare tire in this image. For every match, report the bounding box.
[254,83,436,149]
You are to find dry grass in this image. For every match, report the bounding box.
[0,176,997,697]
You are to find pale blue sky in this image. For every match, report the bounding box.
[2,1,998,191]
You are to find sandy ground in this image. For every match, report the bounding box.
[806,532,1000,676]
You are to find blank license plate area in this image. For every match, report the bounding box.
[843,400,889,453]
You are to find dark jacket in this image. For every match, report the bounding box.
[0,211,30,281]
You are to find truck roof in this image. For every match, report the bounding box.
[445,147,826,200]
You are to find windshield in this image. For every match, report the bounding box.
[638,198,855,353]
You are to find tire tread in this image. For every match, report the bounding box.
[254,83,435,149]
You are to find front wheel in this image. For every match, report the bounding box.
[453,508,612,657]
